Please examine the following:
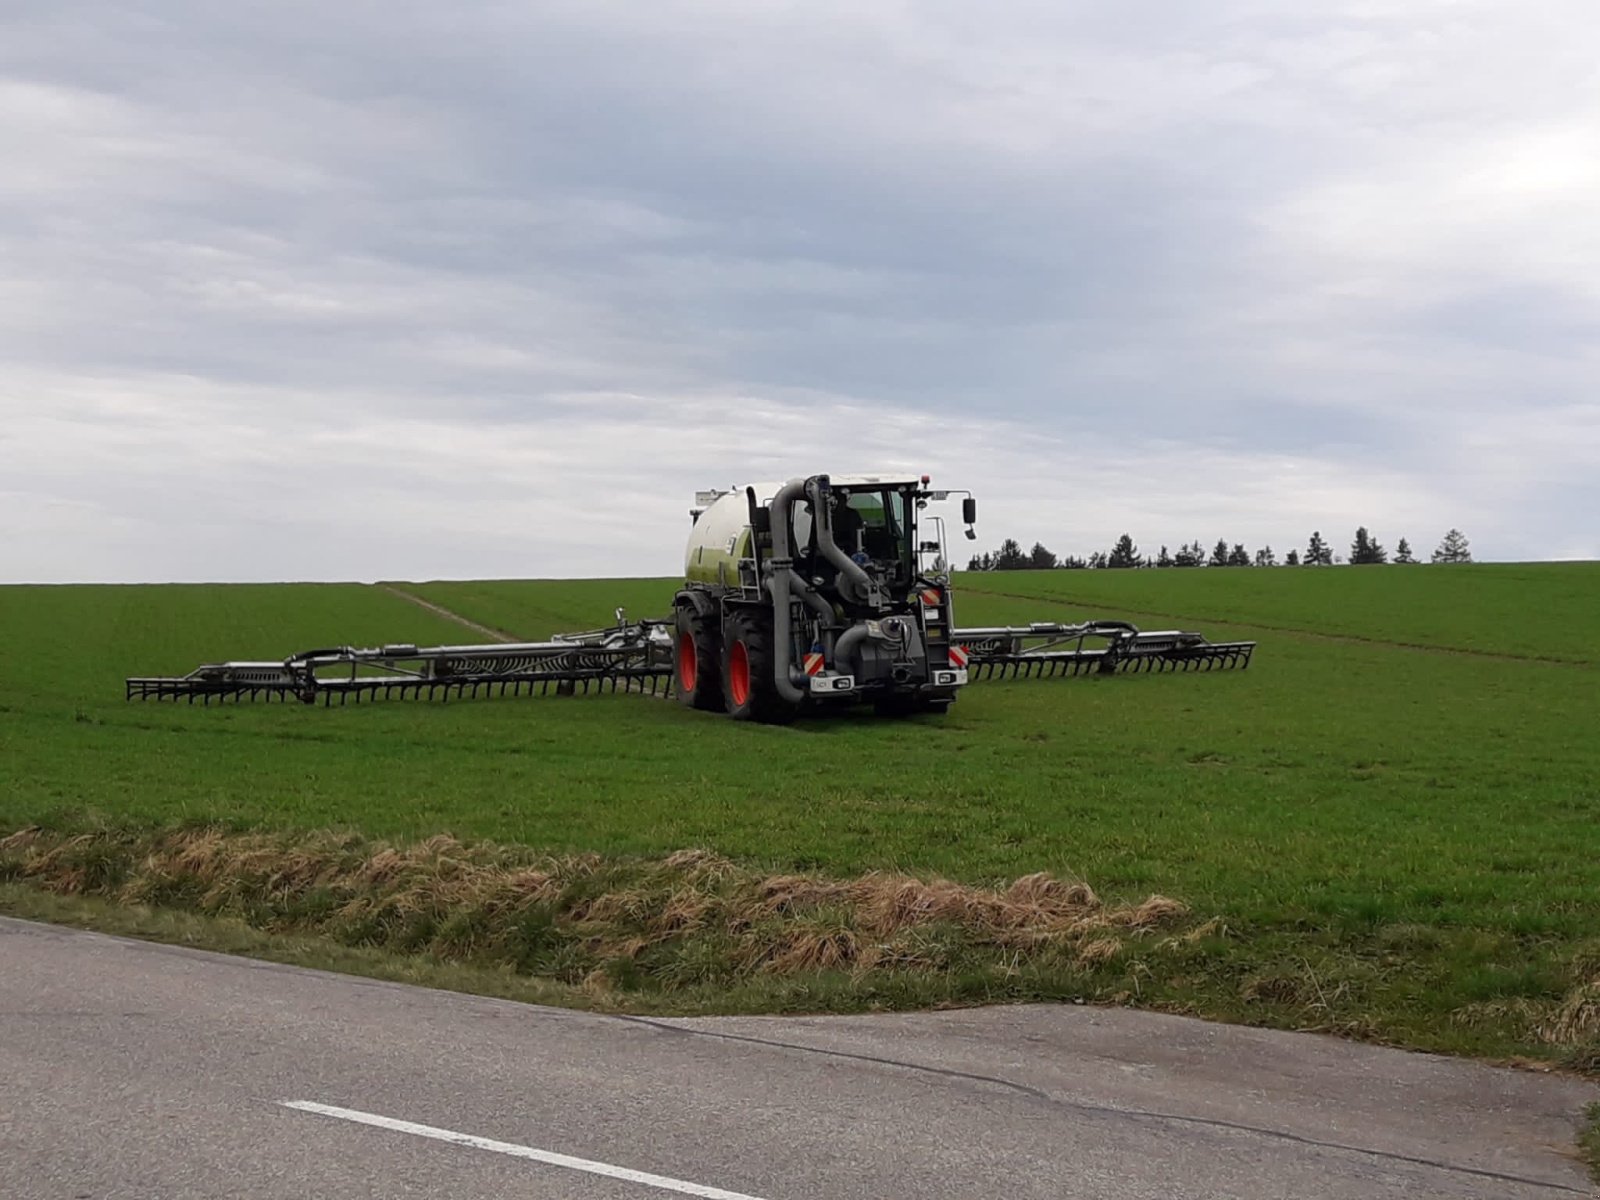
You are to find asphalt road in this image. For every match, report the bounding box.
[1,916,1595,1199]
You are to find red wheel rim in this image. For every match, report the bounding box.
[729,640,751,707]
[677,631,698,692]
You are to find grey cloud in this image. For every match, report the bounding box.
[3,1,1597,582]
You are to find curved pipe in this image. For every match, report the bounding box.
[834,623,870,677]
[834,617,912,677]
[807,478,875,605]
[770,478,838,640]
[767,477,812,704]
[769,572,809,703]
[770,477,807,562]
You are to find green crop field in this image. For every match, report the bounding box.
[2,564,1598,1063]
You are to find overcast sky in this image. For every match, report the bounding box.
[4,1,1597,583]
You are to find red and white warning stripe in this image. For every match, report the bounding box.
[803,652,826,676]
[948,645,970,669]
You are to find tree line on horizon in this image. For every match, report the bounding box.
[966,528,1474,571]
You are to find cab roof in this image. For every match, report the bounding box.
[702,475,928,507]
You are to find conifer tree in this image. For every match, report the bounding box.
[1350,527,1388,564]
[1432,529,1472,563]
[994,538,1028,570]
[1108,534,1141,569]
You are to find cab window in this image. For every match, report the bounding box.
[838,490,909,567]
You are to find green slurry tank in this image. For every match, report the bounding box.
[674,473,977,723]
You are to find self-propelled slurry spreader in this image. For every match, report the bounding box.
[128,473,1254,723]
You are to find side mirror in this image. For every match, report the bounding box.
[962,497,977,525]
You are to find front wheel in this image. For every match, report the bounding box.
[723,610,800,725]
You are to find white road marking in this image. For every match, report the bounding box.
[280,1100,770,1200]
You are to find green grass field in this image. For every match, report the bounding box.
[2,564,1597,1061]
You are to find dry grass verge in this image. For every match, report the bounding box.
[0,826,1197,1008]
[1447,969,1600,1076]
[1582,1103,1600,1185]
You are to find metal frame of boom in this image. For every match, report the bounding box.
[126,615,1254,705]
[126,620,675,705]
[954,621,1255,680]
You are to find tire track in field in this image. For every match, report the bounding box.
[961,585,1594,668]
[373,584,677,702]
[372,584,519,644]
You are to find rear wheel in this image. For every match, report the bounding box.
[723,609,800,724]
[675,604,724,711]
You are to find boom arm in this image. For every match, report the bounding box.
[126,620,674,705]
[126,615,1253,704]
[953,621,1255,679]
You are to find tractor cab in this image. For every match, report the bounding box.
[790,479,920,598]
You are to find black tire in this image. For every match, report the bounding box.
[723,609,801,725]
[675,604,724,711]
